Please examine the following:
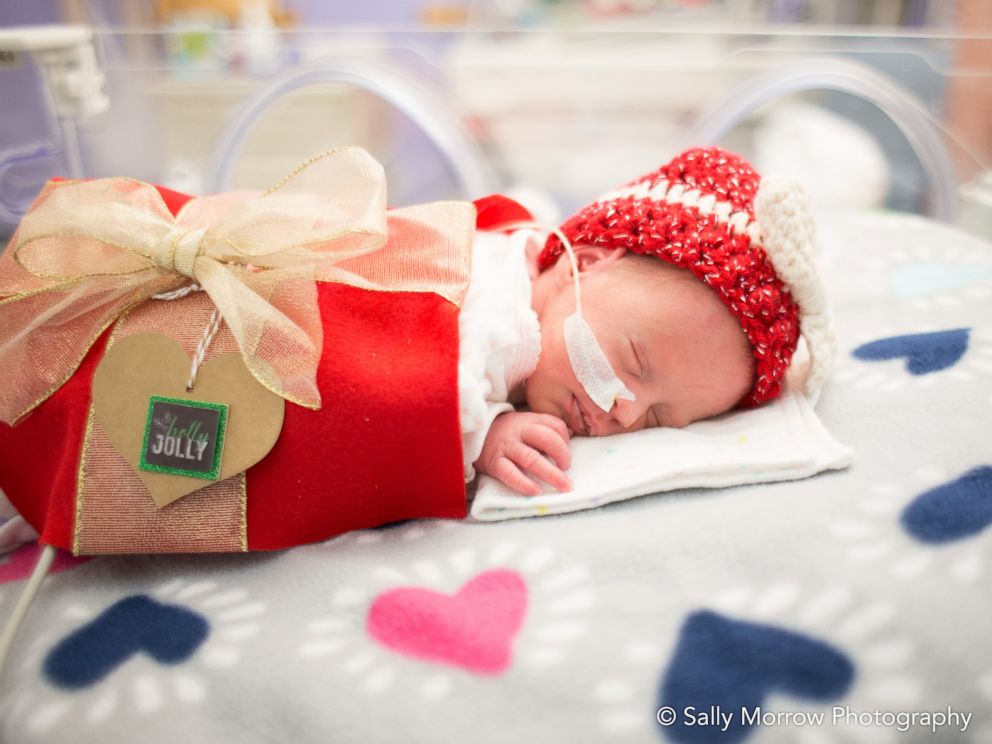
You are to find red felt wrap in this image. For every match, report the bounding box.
[0,186,531,552]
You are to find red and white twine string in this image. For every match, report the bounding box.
[151,283,223,391]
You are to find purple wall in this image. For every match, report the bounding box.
[0,0,59,26]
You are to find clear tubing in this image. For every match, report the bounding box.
[0,144,62,225]
[494,220,635,412]
[56,116,85,179]
[0,545,55,680]
[687,58,958,222]
[205,58,498,198]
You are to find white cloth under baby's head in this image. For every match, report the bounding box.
[470,382,852,520]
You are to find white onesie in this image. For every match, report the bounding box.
[458,230,542,481]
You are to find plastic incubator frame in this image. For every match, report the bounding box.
[0,25,990,235]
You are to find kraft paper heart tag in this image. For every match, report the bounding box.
[92,333,285,509]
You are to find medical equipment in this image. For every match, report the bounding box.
[0,26,107,230]
[2,24,988,233]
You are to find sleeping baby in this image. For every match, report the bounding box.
[466,146,833,496]
[0,145,833,555]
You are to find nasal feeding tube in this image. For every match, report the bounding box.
[503,222,636,413]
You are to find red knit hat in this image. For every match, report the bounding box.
[539,146,834,408]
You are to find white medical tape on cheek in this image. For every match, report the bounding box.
[564,313,635,412]
[499,219,636,413]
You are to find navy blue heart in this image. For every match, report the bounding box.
[659,610,854,743]
[44,595,209,689]
[901,466,992,544]
[852,328,970,375]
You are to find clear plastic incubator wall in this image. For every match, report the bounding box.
[1,3,990,242]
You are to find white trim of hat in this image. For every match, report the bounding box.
[594,181,766,247]
[754,175,837,400]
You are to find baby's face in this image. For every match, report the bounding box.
[526,253,754,435]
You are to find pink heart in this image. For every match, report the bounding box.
[367,568,528,675]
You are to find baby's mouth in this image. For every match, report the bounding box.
[570,395,591,436]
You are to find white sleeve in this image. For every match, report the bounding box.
[458,230,542,482]
[458,369,515,483]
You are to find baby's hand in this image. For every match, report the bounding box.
[475,411,573,496]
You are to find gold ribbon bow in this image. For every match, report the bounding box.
[0,147,475,425]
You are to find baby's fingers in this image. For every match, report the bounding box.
[508,442,573,494]
[522,424,572,471]
[491,457,542,497]
[533,413,571,443]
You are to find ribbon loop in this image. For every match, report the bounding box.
[0,147,476,425]
[164,226,207,278]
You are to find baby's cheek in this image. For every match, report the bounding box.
[524,375,559,418]
[523,376,548,414]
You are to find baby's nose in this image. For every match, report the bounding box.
[587,402,627,436]
[610,398,645,432]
